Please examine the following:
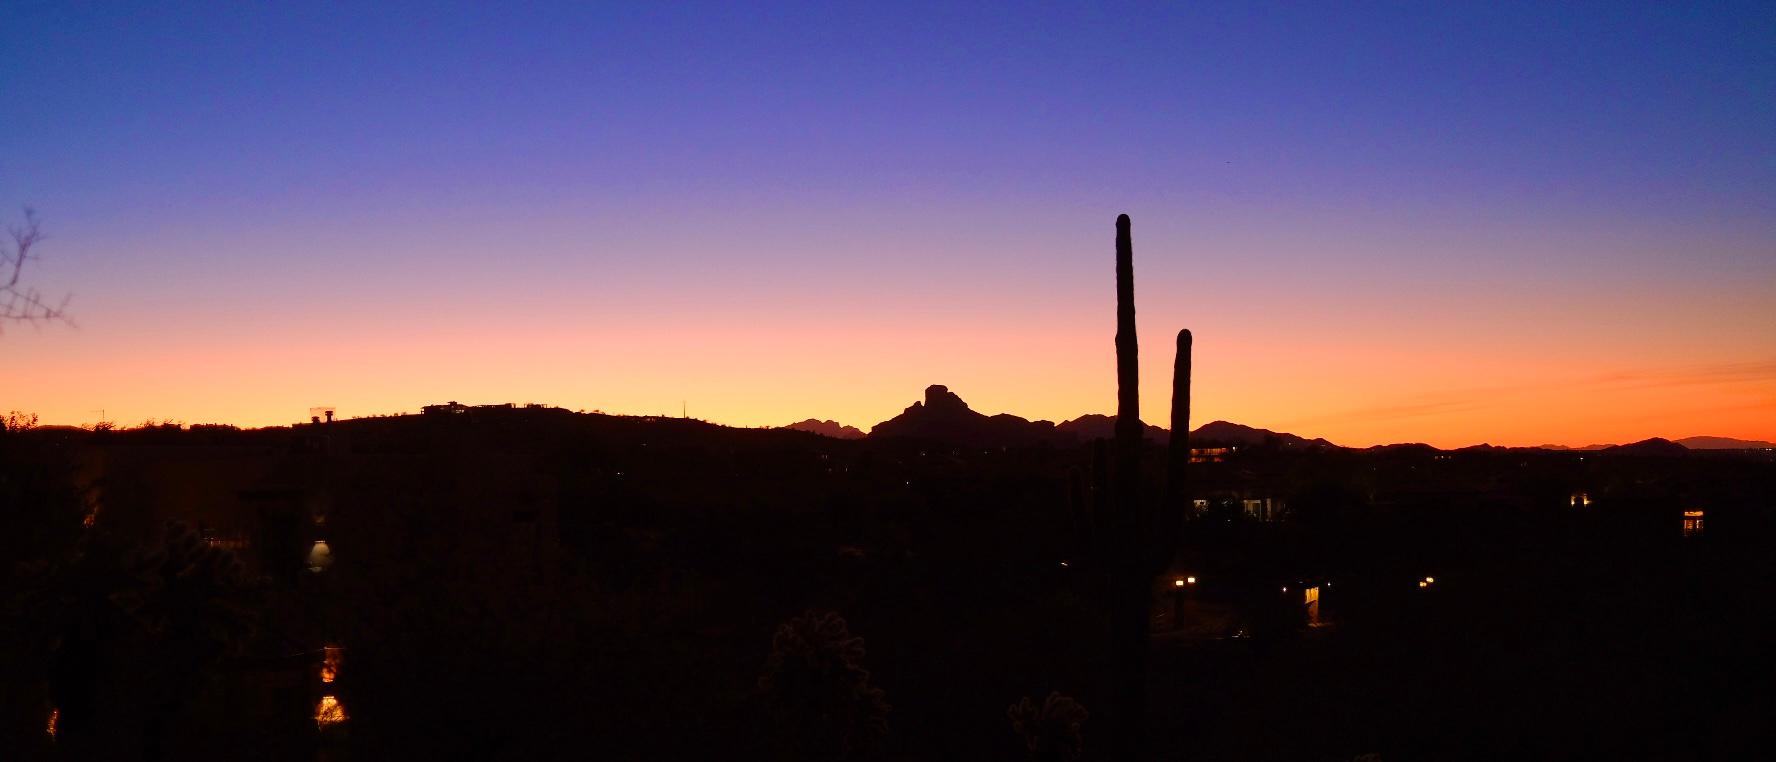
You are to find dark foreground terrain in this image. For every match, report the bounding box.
[3,409,1772,760]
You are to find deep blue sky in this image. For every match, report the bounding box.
[4,1,1774,445]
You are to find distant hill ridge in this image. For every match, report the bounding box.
[1674,435,1776,450]
[1540,435,1774,451]
[781,419,865,439]
[1191,420,1338,450]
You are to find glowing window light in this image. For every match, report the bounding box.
[307,540,333,572]
[46,708,58,739]
[315,696,347,728]
[1174,579,1185,587]
[321,645,343,683]
[1418,580,1428,588]
[1186,576,1196,585]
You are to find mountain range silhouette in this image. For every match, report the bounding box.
[779,384,1769,453]
[785,384,1341,450]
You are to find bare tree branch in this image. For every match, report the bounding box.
[1,207,73,332]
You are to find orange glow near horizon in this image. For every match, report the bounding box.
[4,214,1772,449]
[8,314,1770,449]
[8,340,1774,449]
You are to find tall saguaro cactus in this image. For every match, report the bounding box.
[1115,215,1141,447]
[1072,214,1191,759]
[1108,213,1146,758]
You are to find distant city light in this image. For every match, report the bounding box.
[1174,579,1185,587]
[1419,581,1428,588]
[46,708,57,739]
[1186,576,1196,585]
[1424,577,1434,584]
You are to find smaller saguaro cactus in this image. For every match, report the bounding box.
[1160,329,1193,549]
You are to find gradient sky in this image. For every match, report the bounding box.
[3,1,1773,447]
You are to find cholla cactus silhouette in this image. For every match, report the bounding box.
[1008,691,1089,761]
[758,609,890,759]
[1065,215,1193,757]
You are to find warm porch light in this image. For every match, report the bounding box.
[321,645,342,683]
[316,695,347,727]
[307,540,334,572]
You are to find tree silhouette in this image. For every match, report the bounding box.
[1,208,71,331]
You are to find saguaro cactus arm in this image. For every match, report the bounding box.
[1155,329,1192,571]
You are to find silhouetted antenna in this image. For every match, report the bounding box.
[309,406,336,424]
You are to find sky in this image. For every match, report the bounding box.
[2,1,1773,448]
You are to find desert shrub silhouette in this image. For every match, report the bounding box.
[1008,691,1089,761]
